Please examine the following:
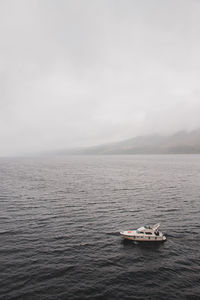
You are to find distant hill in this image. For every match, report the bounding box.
[58,129,200,155]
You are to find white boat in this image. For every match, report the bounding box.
[120,223,166,242]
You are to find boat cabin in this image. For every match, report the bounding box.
[136,223,160,236]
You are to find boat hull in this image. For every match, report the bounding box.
[120,233,166,242]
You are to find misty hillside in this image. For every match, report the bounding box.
[60,129,200,154]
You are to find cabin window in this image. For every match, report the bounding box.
[145,232,152,235]
[140,232,144,234]
[148,237,150,239]
[155,237,157,240]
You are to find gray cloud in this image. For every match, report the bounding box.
[1,0,200,156]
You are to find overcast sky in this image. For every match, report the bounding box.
[1,0,200,156]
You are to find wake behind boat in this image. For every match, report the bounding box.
[120,223,166,242]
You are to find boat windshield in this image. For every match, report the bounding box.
[144,225,152,229]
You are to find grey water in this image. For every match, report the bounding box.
[0,155,200,299]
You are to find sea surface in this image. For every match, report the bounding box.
[0,155,200,300]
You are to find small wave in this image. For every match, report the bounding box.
[105,232,120,236]
[113,188,140,191]
[0,229,21,235]
[165,208,180,212]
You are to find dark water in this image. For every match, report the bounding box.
[0,155,200,300]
